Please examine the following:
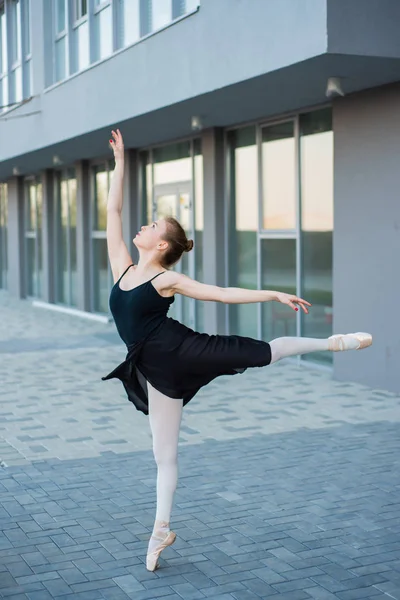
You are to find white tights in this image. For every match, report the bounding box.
[147,334,358,529]
[148,380,183,525]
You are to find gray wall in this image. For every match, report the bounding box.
[0,0,328,163]
[333,84,400,392]
[328,0,400,59]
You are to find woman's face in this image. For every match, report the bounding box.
[133,219,168,251]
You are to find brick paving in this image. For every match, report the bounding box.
[0,290,399,599]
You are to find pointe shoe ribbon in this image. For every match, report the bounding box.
[146,530,176,572]
[328,332,372,352]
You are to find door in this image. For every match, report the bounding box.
[153,182,196,329]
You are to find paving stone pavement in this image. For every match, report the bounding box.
[0,290,400,599]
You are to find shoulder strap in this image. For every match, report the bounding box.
[118,264,134,282]
[149,271,166,282]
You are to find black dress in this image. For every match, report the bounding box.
[102,264,271,415]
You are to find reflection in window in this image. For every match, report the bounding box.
[228,127,258,338]
[262,239,297,340]
[300,109,333,364]
[94,3,113,61]
[262,122,296,230]
[123,0,140,45]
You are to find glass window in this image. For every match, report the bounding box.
[75,0,87,20]
[23,0,30,56]
[0,5,8,111]
[25,181,43,299]
[55,172,78,307]
[10,64,22,102]
[261,238,297,340]
[194,139,204,331]
[153,143,191,184]
[228,127,258,338]
[0,183,8,290]
[93,168,108,230]
[123,0,140,45]
[262,122,296,230]
[92,165,112,313]
[76,20,89,71]
[55,37,67,82]
[300,108,333,364]
[94,3,113,61]
[55,0,66,34]
[151,0,172,31]
[10,0,22,64]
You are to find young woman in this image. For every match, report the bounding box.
[102,129,372,572]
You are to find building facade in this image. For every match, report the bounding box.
[0,0,399,392]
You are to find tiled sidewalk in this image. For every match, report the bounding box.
[0,291,399,599]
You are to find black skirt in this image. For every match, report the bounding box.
[102,317,271,415]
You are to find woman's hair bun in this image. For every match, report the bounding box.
[185,239,194,252]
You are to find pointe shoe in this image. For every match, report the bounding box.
[328,332,372,352]
[146,530,176,572]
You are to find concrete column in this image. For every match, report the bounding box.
[75,160,91,311]
[41,169,55,303]
[121,149,140,263]
[201,128,226,334]
[6,177,25,298]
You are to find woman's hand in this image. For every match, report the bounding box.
[276,292,312,314]
[109,129,124,161]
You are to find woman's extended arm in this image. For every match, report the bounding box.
[106,129,133,282]
[162,272,311,313]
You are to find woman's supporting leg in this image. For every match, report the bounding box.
[147,380,183,571]
[269,332,372,364]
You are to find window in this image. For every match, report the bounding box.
[91,164,113,313]
[0,5,8,111]
[0,183,7,290]
[227,127,258,338]
[300,109,333,364]
[93,0,113,61]
[262,121,296,230]
[25,179,43,299]
[151,0,172,31]
[227,108,333,365]
[75,0,87,20]
[54,0,68,82]
[0,0,31,108]
[123,0,140,46]
[54,171,78,307]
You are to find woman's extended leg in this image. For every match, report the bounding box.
[269,332,372,364]
[146,380,183,571]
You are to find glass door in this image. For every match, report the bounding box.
[153,182,195,329]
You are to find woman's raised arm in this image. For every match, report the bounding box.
[107,129,133,282]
